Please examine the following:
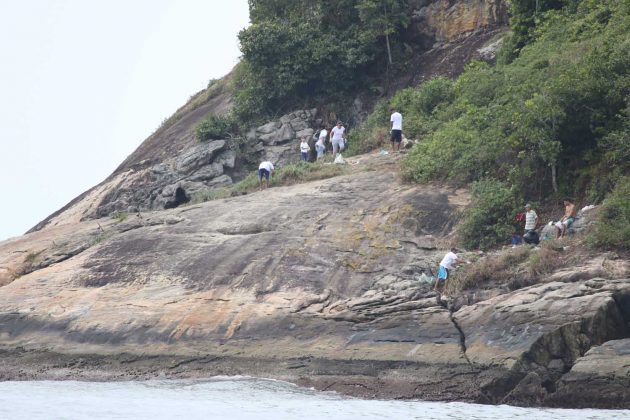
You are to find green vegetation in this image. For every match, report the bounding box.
[191,162,348,204]
[349,0,629,249]
[458,179,520,250]
[196,114,236,141]
[234,0,409,121]
[111,212,128,222]
[590,177,630,250]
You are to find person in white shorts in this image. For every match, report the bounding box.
[330,121,346,158]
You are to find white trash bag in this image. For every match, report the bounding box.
[334,153,346,164]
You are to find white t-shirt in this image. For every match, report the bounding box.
[258,161,274,172]
[525,210,538,230]
[300,142,310,153]
[440,251,458,270]
[318,129,328,143]
[331,126,345,141]
[390,112,402,131]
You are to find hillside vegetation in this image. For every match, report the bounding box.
[350,0,629,249]
[190,0,628,252]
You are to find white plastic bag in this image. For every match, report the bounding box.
[334,154,346,164]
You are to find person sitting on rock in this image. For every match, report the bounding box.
[434,248,464,293]
[258,160,275,191]
[523,203,539,245]
[300,137,310,162]
[555,198,576,238]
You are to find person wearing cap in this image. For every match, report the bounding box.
[523,203,539,244]
[330,121,346,158]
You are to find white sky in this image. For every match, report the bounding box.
[0,0,249,240]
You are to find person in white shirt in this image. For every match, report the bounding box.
[300,137,310,162]
[330,121,346,158]
[316,125,328,160]
[434,248,464,292]
[258,161,275,191]
[390,108,403,152]
[523,203,539,244]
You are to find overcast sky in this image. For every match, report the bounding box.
[0,0,249,240]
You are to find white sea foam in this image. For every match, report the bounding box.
[0,378,627,420]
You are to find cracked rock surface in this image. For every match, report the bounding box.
[0,153,628,408]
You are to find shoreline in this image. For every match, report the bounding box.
[1,348,627,410]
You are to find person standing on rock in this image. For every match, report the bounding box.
[300,137,310,162]
[523,203,539,245]
[390,108,403,152]
[258,160,275,191]
[434,248,463,293]
[330,121,346,158]
[316,125,328,161]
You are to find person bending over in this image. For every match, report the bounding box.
[258,160,275,191]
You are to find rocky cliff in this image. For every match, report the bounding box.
[1,153,629,408]
[3,0,629,409]
[27,0,510,234]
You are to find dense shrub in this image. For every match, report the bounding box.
[590,176,630,250]
[195,114,236,141]
[347,0,628,211]
[234,0,410,121]
[458,179,521,250]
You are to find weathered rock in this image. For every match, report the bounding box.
[408,0,508,45]
[176,140,226,173]
[547,339,630,408]
[215,150,236,169]
[455,278,630,405]
[256,121,281,135]
[186,163,224,182]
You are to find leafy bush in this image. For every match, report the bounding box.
[458,180,521,250]
[590,176,630,250]
[196,114,235,142]
[234,0,410,121]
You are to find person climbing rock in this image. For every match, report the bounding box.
[258,160,275,191]
[434,248,464,293]
[330,121,346,158]
[315,125,328,161]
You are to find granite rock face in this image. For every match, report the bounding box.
[548,339,630,408]
[1,153,629,407]
[408,0,508,47]
[28,109,320,232]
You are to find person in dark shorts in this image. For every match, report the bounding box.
[258,161,275,191]
[390,108,403,152]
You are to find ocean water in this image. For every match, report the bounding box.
[0,377,627,420]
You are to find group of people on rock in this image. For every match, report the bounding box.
[434,199,578,294]
[298,107,405,163]
[296,121,348,162]
[514,199,577,246]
